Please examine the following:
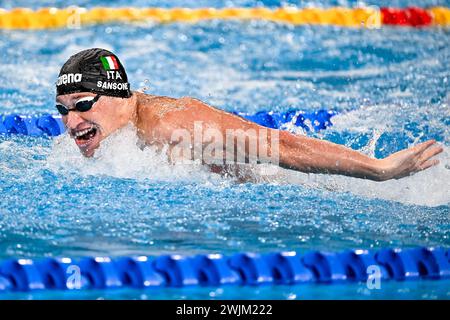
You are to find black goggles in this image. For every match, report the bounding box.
[55,94,101,116]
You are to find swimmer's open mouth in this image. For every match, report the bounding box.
[74,126,97,142]
[71,125,101,152]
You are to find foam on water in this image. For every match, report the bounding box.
[44,118,449,207]
[269,148,449,207]
[46,124,225,184]
[269,102,450,207]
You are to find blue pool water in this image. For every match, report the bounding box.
[0,0,449,299]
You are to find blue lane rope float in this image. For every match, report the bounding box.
[235,109,337,131]
[0,109,336,137]
[0,247,448,292]
[0,114,66,137]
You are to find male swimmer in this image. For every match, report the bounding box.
[55,48,443,181]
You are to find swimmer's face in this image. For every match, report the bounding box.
[56,92,127,157]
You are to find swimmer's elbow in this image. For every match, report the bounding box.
[278,131,314,171]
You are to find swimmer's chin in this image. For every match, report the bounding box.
[77,141,99,157]
[80,146,97,158]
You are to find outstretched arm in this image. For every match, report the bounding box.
[161,97,443,181]
[278,130,442,181]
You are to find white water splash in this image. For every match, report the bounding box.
[266,103,450,207]
[45,109,450,207]
[46,124,223,184]
[265,146,450,207]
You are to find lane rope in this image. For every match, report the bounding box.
[0,109,337,137]
[0,6,448,29]
[0,247,448,292]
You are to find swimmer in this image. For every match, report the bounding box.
[55,48,443,181]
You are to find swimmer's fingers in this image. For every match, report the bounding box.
[413,142,442,172]
[381,140,442,180]
[418,145,443,164]
[417,159,440,171]
[412,139,437,156]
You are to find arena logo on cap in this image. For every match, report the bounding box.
[100,55,119,70]
[57,73,82,86]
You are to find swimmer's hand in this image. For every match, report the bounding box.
[376,140,443,181]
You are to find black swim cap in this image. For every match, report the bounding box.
[56,48,131,98]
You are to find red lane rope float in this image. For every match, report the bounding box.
[381,6,432,26]
[0,6,448,29]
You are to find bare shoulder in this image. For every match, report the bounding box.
[137,93,207,117]
[135,93,213,140]
[155,96,218,121]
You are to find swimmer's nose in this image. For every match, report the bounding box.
[65,112,85,132]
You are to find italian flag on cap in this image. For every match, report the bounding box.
[100,55,119,70]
